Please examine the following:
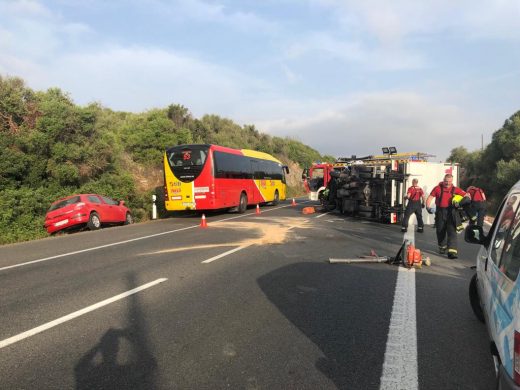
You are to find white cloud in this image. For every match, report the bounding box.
[314,0,520,42]
[253,91,496,161]
[151,0,279,34]
[283,31,425,71]
[33,46,271,114]
[3,0,52,18]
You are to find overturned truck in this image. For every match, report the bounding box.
[303,152,459,224]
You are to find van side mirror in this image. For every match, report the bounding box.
[119,200,125,206]
[283,165,290,174]
[465,225,486,245]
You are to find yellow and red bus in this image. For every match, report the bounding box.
[163,144,289,212]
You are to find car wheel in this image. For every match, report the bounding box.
[469,274,485,323]
[271,190,279,206]
[124,212,133,225]
[87,212,101,231]
[238,192,247,213]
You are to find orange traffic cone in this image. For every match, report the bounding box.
[256,204,261,215]
[200,213,208,228]
[291,198,296,206]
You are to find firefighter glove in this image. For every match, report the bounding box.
[426,207,435,214]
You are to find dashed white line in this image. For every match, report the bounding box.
[1,200,303,272]
[0,278,168,349]
[314,212,331,219]
[201,245,251,264]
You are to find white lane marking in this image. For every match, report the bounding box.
[201,245,250,264]
[201,221,305,264]
[379,267,418,390]
[315,212,331,219]
[0,278,168,350]
[0,226,198,272]
[1,200,303,272]
[404,216,416,246]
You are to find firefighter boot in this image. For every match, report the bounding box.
[439,246,447,255]
[401,227,407,233]
[448,249,458,259]
[417,226,424,233]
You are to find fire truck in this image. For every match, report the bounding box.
[302,151,459,224]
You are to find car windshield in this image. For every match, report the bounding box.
[48,196,81,211]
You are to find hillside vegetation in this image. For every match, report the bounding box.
[0,75,333,244]
[448,110,520,212]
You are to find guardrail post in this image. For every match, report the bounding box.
[152,194,157,220]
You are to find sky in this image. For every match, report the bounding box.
[1,0,519,161]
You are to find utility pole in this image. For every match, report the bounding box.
[481,134,484,150]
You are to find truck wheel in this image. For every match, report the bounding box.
[469,274,485,323]
[238,192,248,213]
[87,212,101,230]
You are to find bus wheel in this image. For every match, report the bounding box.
[271,190,279,206]
[87,212,101,230]
[238,192,248,213]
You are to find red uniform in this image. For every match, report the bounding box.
[429,183,466,208]
[429,182,467,258]
[466,186,487,227]
[467,186,486,202]
[407,186,424,201]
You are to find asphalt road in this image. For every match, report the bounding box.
[0,200,496,389]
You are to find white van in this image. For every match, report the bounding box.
[466,180,520,389]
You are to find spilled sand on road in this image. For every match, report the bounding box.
[143,217,310,255]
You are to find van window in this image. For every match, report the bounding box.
[491,194,520,266]
[498,196,520,280]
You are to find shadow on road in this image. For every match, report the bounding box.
[257,261,396,389]
[74,273,158,390]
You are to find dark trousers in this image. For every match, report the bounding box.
[469,201,487,227]
[435,208,458,252]
[402,200,424,228]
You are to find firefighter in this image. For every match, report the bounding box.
[401,178,425,233]
[451,194,472,233]
[466,185,487,227]
[425,174,470,259]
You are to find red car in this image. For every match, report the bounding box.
[44,194,133,234]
